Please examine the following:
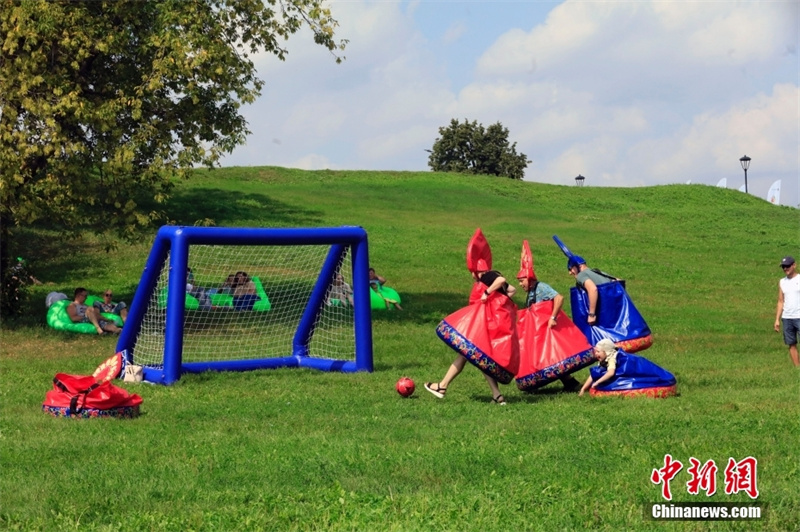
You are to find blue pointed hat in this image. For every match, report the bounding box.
[553,235,585,270]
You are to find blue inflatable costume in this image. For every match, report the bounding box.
[589,348,676,398]
[553,235,653,353]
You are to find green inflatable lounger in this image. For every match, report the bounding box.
[158,276,271,311]
[47,296,124,334]
[370,285,402,310]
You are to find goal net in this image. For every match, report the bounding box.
[116,226,373,384]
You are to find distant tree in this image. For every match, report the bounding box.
[427,119,530,180]
[0,0,346,315]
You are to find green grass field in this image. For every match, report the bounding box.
[2,167,798,531]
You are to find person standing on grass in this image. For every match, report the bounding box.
[774,256,800,367]
[516,241,583,392]
[425,228,519,405]
[567,255,616,326]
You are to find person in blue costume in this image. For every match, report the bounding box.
[567,256,616,326]
[553,235,653,353]
[579,339,676,398]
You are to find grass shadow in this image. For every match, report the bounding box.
[163,188,325,227]
[370,291,471,325]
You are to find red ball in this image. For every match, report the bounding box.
[396,377,415,397]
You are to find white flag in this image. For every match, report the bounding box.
[767,180,781,205]
[738,184,746,192]
[716,178,727,188]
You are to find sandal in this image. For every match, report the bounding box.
[424,382,447,399]
[492,394,507,405]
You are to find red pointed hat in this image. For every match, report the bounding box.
[466,228,492,273]
[517,240,536,281]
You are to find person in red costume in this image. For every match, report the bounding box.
[515,240,594,393]
[426,228,519,405]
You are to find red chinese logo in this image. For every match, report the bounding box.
[651,454,683,501]
[652,455,759,500]
[686,458,718,496]
[724,457,759,499]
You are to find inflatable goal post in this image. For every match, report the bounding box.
[116,226,373,385]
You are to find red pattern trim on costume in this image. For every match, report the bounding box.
[436,321,514,384]
[615,335,653,353]
[589,384,677,398]
[515,348,595,391]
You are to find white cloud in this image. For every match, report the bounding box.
[442,20,467,45]
[287,153,336,171]
[653,83,799,180]
[222,0,799,206]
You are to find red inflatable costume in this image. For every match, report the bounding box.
[435,229,520,384]
[514,240,595,391]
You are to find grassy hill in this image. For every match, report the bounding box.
[2,167,798,531]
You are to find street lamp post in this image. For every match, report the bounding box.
[739,155,751,194]
[575,174,585,187]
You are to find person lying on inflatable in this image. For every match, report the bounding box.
[59,287,122,335]
[579,339,676,398]
[426,228,519,405]
[514,240,593,392]
[368,268,402,310]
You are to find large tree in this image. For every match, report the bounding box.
[427,119,530,180]
[0,0,345,312]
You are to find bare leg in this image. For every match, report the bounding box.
[483,373,505,403]
[87,308,122,334]
[425,357,466,398]
[789,345,800,367]
[120,307,128,324]
[440,356,467,388]
[85,307,106,334]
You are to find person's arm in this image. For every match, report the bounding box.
[66,303,81,323]
[481,275,508,301]
[549,293,564,328]
[579,374,592,396]
[584,278,599,324]
[775,283,784,332]
[591,360,616,388]
[506,284,516,298]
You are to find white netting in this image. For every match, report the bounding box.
[132,245,355,368]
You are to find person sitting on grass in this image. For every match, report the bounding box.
[93,289,128,324]
[67,287,122,335]
[327,273,354,307]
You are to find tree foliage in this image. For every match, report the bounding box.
[427,119,530,180]
[0,0,345,314]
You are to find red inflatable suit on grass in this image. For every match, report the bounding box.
[435,229,519,384]
[42,353,143,418]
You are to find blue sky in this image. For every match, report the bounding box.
[222,1,799,207]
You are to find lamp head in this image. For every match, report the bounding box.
[739,155,751,171]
